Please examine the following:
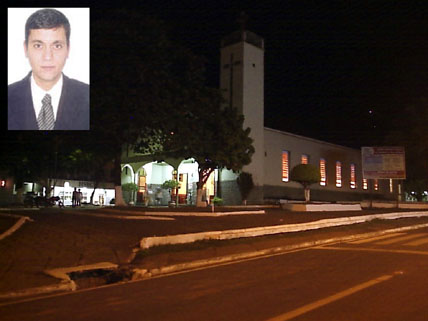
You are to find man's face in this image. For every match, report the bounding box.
[24,26,69,90]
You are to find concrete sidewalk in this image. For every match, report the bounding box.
[1,207,428,301]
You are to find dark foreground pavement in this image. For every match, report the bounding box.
[1,206,428,300]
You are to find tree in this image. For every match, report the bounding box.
[190,106,254,207]
[63,148,107,204]
[0,131,73,200]
[404,179,426,202]
[290,164,321,202]
[90,9,210,205]
[138,87,255,207]
[384,97,428,199]
[237,172,254,205]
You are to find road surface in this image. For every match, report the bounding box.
[2,228,428,320]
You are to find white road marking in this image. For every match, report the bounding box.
[317,246,428,256]
[348,232,405,244]
[404,237,428,246]
[375,233,427,245]
[264,272,402,321]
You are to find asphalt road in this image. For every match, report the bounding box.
[2,228,428,321]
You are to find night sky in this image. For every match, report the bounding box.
[4,1,427,149]
[135,1,428,148]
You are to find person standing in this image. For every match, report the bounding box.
[77,188,82,206]
[72,187,77,207]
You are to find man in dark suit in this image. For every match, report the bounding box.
[8,8,89,130]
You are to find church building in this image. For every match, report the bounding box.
[121,28,398,205]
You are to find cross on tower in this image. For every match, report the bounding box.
[237,11,249,31]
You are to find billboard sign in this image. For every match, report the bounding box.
[362,147,406,179]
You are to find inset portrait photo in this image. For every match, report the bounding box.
[8,8,90,130]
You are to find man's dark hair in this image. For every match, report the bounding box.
[25,9,71,46]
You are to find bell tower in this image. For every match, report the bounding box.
[220,13,265,202]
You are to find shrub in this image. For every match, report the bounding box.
[290,164,321,202]
[121,183,138,192]
[161,180,180,190]
[290,164,321,188]
[236,172,254,203]
[212,196,223,205]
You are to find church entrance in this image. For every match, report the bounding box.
[177,173,188,204]
[137,169,147,204]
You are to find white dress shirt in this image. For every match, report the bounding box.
[31,74,63,121]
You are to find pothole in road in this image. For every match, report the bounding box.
[69,268,134,290]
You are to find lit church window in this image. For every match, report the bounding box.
[282,151,289,182]
[350,164,356,189]
[374,179,379,191]
[320,158,326,186]
[336,161,342,187]
[363,179,368,190]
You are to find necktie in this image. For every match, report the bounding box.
[37,94,55,130]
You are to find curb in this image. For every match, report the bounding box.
[100,209,266,217]
[142,210,266,217]
[133,222,428,280]
[281,203,362,212]
[0,262,118,301]
[0,282,75,301]
[0,208,40,211]
[139,211,428,249]
[65,211,175,221]
[0,214,33,241]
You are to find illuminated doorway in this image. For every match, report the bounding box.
[178,173,188,204]
[205,171,216,203]
[137,169,147,204]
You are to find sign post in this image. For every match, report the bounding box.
[362,147,406,208]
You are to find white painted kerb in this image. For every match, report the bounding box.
[0,214,33,241]
[281,203,362,212]
[139,211,428,249]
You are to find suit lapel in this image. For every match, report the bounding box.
[22,74,39,129]
[55,74,71,130]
